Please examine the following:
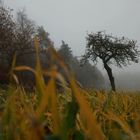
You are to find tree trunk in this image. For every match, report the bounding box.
[104,63,116,91]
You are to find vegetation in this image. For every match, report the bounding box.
[81,31,139,91]
[58,41,105,89]
[0,4,104,89]
[0,40,140,140]
[0,2,140,140]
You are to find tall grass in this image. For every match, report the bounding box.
[0,38,140,140]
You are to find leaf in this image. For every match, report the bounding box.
[69,78,105,140]
[60,98,79,140]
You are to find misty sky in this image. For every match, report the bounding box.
[3,0,140,75]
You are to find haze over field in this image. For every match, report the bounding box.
[3,0,140,89]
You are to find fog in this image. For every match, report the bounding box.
[3,0,140,89]
[116,72,140,90]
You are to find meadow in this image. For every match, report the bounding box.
[0,39,140,140]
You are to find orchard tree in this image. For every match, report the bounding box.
[81,31,139,91]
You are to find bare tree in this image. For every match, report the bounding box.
[16,9,36,54]
[0,5,16,66]
[81,31,139,91]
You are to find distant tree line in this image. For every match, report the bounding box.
[0,5,53,66]
[58,41,105,89]
[1,3,139,91]
[0,3,105,89]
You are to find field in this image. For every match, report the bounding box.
[0,39,140,140]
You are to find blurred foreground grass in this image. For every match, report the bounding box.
[0,38,140,140]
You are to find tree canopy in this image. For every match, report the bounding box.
[0,5,54,86]
[58,40,73,65]
[81,31,139,91]
[37,26,53,50]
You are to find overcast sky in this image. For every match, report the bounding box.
[3,0,140,75]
